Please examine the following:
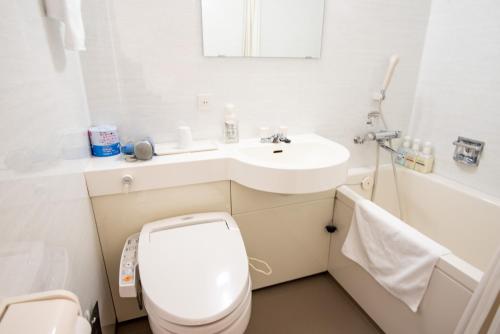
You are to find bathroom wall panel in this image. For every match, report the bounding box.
[409,0,500,197]
[0,0,115,328]
[91,181,231,321]
[80,0,432,168]
[231,181,335,215]
[233,199,333,290]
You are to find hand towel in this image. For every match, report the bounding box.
[341,199,450,312]
[45,0,86,51]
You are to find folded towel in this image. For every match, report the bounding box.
[45,0,86,51]
[341,199,450,312]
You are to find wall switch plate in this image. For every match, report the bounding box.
[197,94,212,112]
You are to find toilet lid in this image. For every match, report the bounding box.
[138,213,249,326]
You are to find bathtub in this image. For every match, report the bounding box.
[328,166,500,334]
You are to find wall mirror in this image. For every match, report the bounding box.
[201,0,325,58]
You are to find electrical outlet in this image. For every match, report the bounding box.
[197,94,212,112]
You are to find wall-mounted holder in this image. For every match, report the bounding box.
[452,137,485,166]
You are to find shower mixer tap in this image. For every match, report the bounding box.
[357,54,404,219]
[353,130,401,145]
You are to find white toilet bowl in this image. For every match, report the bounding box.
[137,212,252,334]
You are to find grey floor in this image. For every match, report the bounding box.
[116,273,382,334]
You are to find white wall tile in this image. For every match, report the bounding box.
[81,0,431,168]
[0,0,114,326]
[409,0,500,197]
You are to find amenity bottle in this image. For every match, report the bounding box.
[395,136,411,166]
[415,142,434,173]
[224,103,239,143]
[404,138,421,169]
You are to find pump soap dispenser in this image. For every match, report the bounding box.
[224,103,239,143]
[405,138,421,169]
[395,136,412,166]
[415,142,434,173]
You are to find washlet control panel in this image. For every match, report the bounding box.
[119,233,139,298]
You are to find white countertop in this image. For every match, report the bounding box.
[85,134,350,197]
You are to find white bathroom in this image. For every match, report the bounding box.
[0,0,499,333]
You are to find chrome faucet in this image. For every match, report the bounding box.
[354,130,401,145]
[260,133,291,144]
[354,130,401,155]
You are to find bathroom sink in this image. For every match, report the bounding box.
[85,133,350,196]
[237,142,343,169]
[230,134,350,194]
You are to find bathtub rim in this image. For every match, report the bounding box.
[348,165,500,207]
[335,183,483,293]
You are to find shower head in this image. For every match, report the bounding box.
[382,54,400,92]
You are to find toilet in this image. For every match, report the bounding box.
[0,290,91,334]
[133,212,252,334]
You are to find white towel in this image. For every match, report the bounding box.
[45,0,86,51]
[341,199,450,312]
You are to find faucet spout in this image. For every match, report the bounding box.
[261,133,291,144]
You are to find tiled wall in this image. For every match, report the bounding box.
[0,0,114,326]
[80,0,431,168]
[409,0,500,197]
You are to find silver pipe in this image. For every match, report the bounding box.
[378,141,398,154]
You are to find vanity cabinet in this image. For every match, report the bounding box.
[91,181,335,321]
[231,182,334,289]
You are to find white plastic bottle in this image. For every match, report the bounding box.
[395,136,411,166]
[415,141,434,173]
[404,138,421,169]
[224,103,239,143]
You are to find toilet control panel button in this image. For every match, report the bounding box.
[119,233,140,298]
[122,275,133,283]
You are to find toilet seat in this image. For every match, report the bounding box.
[138,212,250,333]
